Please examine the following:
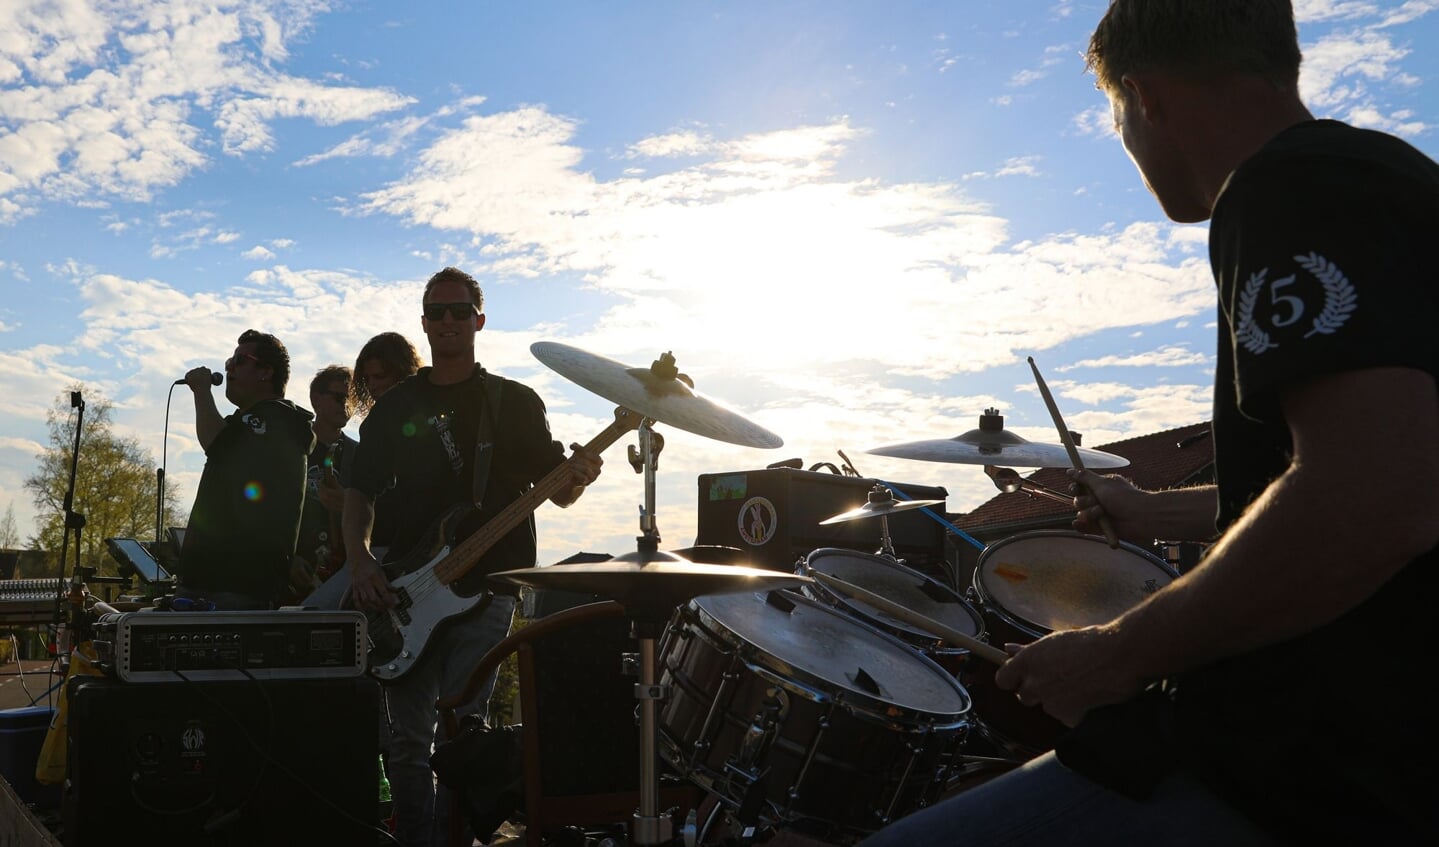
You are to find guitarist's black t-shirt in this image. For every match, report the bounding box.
[348,364,568,596]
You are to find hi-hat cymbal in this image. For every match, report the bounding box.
[818,497,945,525]
[531,342,783,449]
[867,409,1129,469]
[489,552,808,622]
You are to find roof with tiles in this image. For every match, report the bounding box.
[952,421,1214,532]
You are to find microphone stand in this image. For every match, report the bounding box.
[157,383,179,545]
[57,391,88,658]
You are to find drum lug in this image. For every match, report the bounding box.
[621,651,638,677]
[734,687,787,772]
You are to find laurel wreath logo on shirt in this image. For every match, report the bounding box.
[1235,270,1277,355]
[1294,252,1357,338]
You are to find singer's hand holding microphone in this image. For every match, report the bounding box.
[177,368,224,390]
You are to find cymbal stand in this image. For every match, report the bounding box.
[626,418,674,846]
[875,512,902,562]
[868,486,905,563]
[626,420,666,556]
[632,617,671,846]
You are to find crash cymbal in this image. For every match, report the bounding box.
[818,497,945,525]
[867,409,1129,470]
[489,551,809,622]
[531,342,783,449]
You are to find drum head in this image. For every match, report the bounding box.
[804,549,982,642]
[974,531,1176,635]
[690,590,970,722]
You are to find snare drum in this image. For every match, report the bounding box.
[801,548,985,674]
[965,531,1178,759]
[658,589,971,841]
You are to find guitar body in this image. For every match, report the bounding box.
[350,408,641,684]
[366,504,490,682]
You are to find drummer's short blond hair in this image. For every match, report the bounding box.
[1085,0,1301,96]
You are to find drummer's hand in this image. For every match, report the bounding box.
[347,552,396,611]
[1068,470,1148,542]
[994,625,1145,727]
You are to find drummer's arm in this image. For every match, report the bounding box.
[1111,367,1439,678]
[1070,472,1218,544]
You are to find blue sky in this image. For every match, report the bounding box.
[1,0,1435,567]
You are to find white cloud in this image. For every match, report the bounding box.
[626,130,718,159]
[1056,345,1211,371]
[358,107,1214,390]
[965,155,1043,180]
[0,0,414,218]
[242,245,276,260]
[1301,27,1430,134]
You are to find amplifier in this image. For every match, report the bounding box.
[92,609,366,682]
[695,468,948,572]
[64,675,380,846]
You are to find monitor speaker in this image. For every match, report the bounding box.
[63,675,380,846]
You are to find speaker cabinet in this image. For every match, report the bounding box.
[695,468,948,574]
[63,675,380,846]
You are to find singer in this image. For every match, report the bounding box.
[173,329,315,609]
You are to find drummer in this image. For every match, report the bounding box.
[861,1,1439,844]
[342,266,603,847]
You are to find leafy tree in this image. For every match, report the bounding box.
[22,386,186,580]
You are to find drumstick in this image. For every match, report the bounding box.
[810,571,1010,666]
[1027,356,1120,549]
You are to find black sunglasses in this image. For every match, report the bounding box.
[225,351,264,370]
[423,302,480,321]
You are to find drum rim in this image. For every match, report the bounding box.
[680,589,973,724]
[800,547,986,647]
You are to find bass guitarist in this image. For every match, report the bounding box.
[342,267,603,847]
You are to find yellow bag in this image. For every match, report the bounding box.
[35,642,105,785]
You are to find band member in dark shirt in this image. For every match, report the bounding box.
[177,329,314,610]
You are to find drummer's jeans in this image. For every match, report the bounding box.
[858,751,1279,847]
[384,594,516,847]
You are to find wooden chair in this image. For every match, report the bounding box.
[437,600,701,846]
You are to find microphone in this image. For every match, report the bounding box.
[174,372,224,386]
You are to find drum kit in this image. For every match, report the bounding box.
[488,343,1177,847]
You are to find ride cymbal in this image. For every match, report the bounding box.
[531,342,783,449]
[867,409,1129,469]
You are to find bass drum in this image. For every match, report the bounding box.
[658,589,971,844]
[800,548,984,674]
[965,530,1178,760]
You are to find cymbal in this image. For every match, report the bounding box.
[531,342,783,449]
[818,497,945,525]
[489,552,809,622]
[867,409,1129,469]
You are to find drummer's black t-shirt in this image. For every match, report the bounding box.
[1059,120,1439,842]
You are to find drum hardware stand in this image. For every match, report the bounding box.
[627,420,666,555]
[624,417,678,846]
[984,465,1072,505]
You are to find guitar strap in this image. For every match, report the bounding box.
[471,370,504,510]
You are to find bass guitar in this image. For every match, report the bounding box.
[361,407,640,682]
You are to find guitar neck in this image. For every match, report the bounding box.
[434,408,639,585]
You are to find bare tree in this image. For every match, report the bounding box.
[23,386,185,580]
[0,503,17,549]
